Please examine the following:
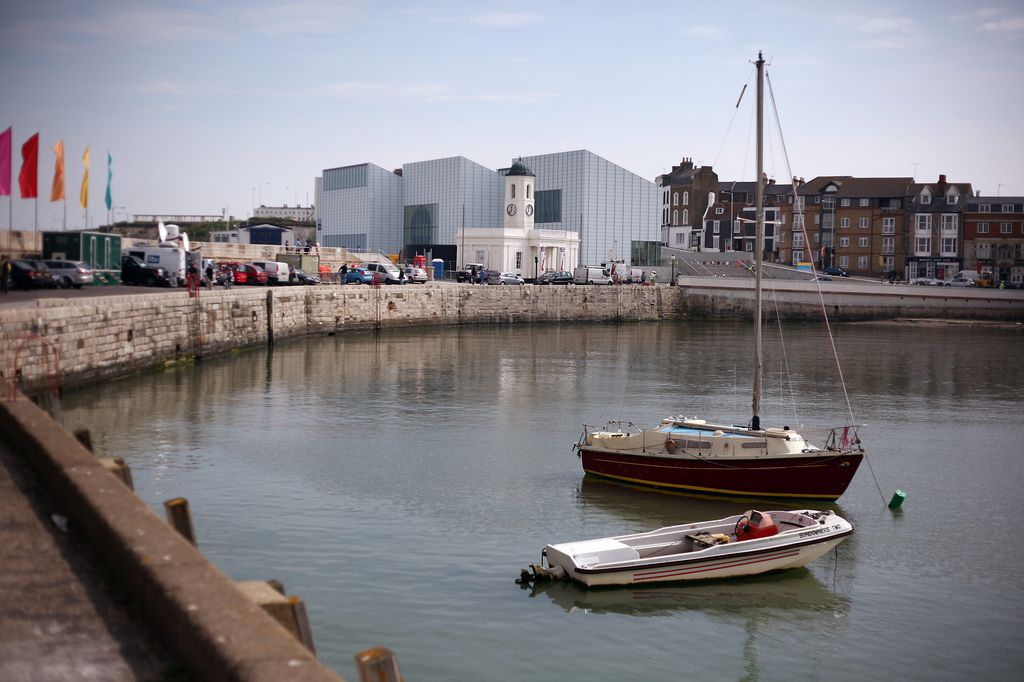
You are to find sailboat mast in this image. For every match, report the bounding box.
[752,51,765,431]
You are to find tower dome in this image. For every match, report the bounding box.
[506,159,535,177]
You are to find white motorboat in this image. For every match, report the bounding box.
[530,509,852,587]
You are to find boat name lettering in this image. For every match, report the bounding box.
[798,527,832,539]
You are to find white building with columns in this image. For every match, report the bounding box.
[454,160,579,278]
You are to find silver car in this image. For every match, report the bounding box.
[44,260,95,288]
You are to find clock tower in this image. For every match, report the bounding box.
[503,159,535,231]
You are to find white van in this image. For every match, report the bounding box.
[123,246,186,286]
[252,260,290,285]
[573,265,613,285]
[364,261,404,284]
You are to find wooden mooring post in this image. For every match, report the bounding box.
[163,497,196,545]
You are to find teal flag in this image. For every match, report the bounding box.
[104,152,112,210]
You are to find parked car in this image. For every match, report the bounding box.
[363,261,404,284]
[487,271,525,285]
[535,271,573,285]
[9,259,60,290]
[43,260,95,288]
[823,266,850,277]
[948,276,975,287]
[403,265,428,284]
[290,268,319,285]
[217,262,248,285]
[121,255,172,286]
[251,260,290,285]
[456,263,486,283]
[815,275,834,282]
[238,263,269,285]
[345,267,374,284]
[573,265,613,285]
[911,276,948,286]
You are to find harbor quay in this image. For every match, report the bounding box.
[0,280,1021,680]
[1,280,1022,392]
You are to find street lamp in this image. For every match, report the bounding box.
[671,254,676,285]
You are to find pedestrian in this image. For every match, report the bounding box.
[650,270,658,285]
[478,267,486,285]
[640,270,647,285]
[339,263,348,284]
[0,255,10,294]
[205,262,214,290]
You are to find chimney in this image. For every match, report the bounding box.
[938,174,946,184]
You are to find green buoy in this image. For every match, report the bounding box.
[888,489,906,509]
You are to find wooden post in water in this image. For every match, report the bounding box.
[354,647,403,682]
[163,497,196,545]
[236,580,318,654]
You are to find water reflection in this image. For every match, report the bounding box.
[526,570,849,618]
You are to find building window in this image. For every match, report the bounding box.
[976,243,991,259]
[980,204,991,212]
[921,192,932,204]
[858,256,868,268]
[515,251,523,269]
[535,189,562,223]
[712,235,720,249]
[792,249,804,263]
[916,237,931,254]
[941,238,957,256]
[511,185,515,199]
[1001,204,1013,213]
[712,220,720,234]
[947,193,958,205]
[672,209,678,225]
[915,214,932,231]
[673,191,679,206]
[1001,222,1011,234]
[839,237,850,247]
[794,196,805,210]
[882,236,894,254]
[683,191,689,205]
[860,198,869,207]
[859,237,869,247]
[715,207,724,214]
[683,209,689,224]
[840,217,850,228]
[814,214,820,225]
[839,255,849,267]
[883,217,895,234]
[941,214,958,231]
[841,198,850,207]
[859,217,869,228]
[978,222,989,234]
[793,233,804,248]
[814,233,820,244]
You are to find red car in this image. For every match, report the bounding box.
[217,262,248,285]
[238,263,269,285]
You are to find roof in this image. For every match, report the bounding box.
[505,160,535,177]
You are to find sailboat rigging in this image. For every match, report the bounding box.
[574,52,864,501]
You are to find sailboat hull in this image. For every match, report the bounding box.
[580,448,863,501]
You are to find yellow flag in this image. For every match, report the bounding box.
[50,140,65,202]
[80,146,90,209]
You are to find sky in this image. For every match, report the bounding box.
[2,0,1023,232]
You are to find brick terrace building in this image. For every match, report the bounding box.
[905,175,973,280]
[963,195,1024,286]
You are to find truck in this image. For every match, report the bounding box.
[573,265,613,285]
[122,245,186,286]
[455,263,486,283]
[43,231,122,271]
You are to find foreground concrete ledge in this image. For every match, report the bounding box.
[0,390,343,682]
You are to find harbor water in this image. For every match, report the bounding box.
[62,320,1024,681]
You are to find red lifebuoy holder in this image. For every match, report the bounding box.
[736,510,779,541]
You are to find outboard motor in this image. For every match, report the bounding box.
[735,510,779,541]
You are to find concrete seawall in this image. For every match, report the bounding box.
[2,280,1021,390]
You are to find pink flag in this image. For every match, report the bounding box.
[0,127,11,196]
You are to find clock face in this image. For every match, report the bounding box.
[525,204,534,217]
[506,203,517,216]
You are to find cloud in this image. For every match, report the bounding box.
[836,14,920,50]
[977,15,1024,32]
[319,81,552,103]
[136,80,188,94]
[681,24,728,41]
[466,13,545,28]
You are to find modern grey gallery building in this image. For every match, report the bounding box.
[316,149,661,268]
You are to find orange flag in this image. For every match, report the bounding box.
[50,140,65,202]
[80,146,89,209]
